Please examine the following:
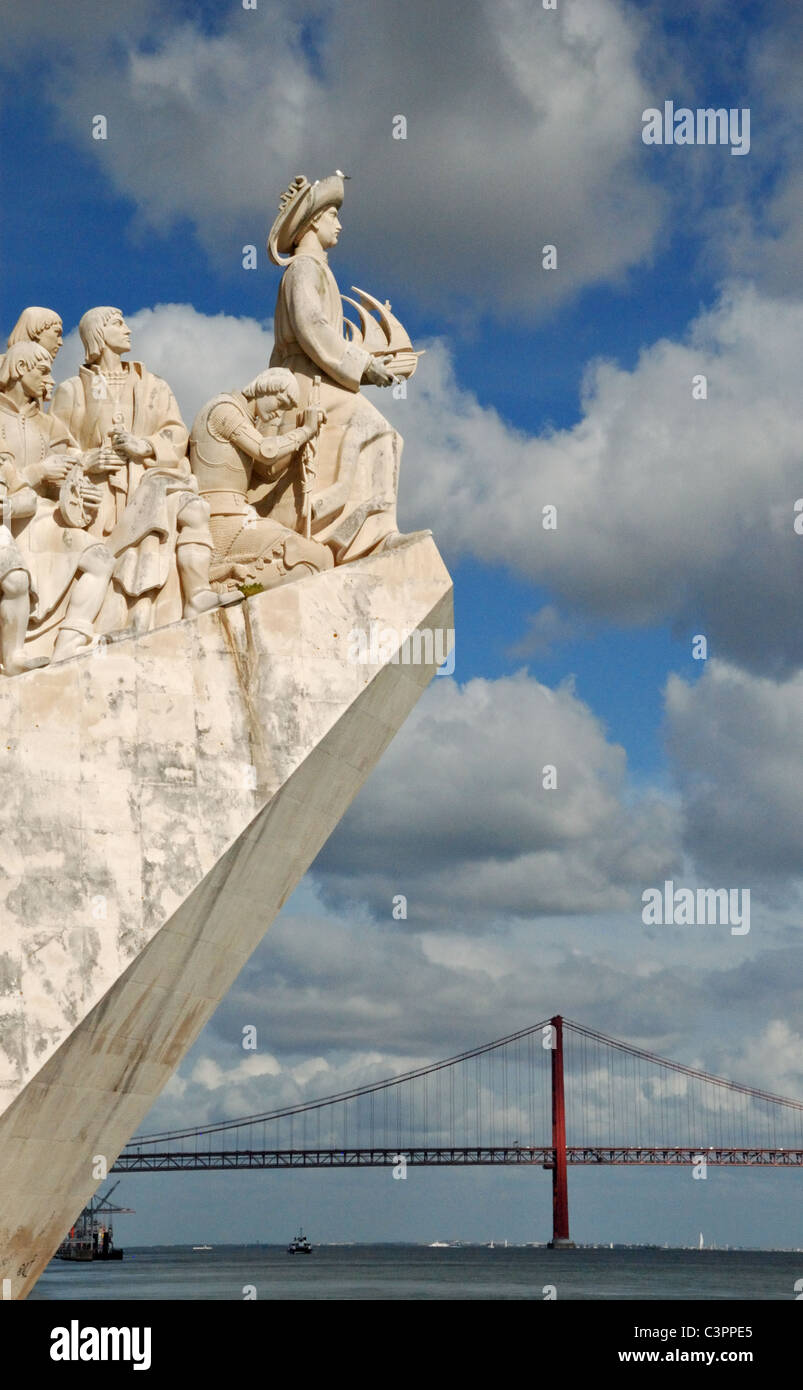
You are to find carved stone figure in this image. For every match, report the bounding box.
[267,173,422,563]
[0,451,48,675]
[189,367,333,592]
[7,306,64,368]
[49,308,219,635]
[0,342,114,665]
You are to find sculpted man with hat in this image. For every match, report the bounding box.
[267,173,422,564]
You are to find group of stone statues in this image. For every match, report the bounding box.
[0,172,422,676]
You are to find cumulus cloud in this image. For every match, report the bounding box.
[311,670,679,924]
[712,1018,803,1103]
[13,0,665,317]
[8,0,798,320]
[666,661,803,882]
[383,282,803,674]
[506,605,587,659]
[712,16,803,297]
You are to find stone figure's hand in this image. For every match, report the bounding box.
[38,455,71,485]
[385,350,418,380]
[362,357,395,388]
[78,481,103,518]
[303,406,325,434]
[111,430,154,462]
[84,446,122,475]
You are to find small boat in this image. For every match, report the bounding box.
[192,1245,213,1252]
[287,1228,312,1254]
[428,1241,449,1248]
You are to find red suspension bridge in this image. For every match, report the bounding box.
[113,1016,803,1246]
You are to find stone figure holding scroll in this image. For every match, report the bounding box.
[49,307,219,635]
[267,173,423,564]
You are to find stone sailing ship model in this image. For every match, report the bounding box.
[0,175,452,1298]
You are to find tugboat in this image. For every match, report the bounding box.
[287,1228,312,1254]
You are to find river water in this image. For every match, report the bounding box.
[28,1244,803,1300]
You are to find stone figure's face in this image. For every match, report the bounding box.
[255,394,278,423]
[20,360,53,403]
[252,391,284,422]
[255,391,293,423]
[314,205,342,250]
[103,312,132,357]
[38,321,63,357]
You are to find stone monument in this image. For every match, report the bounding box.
[0,173,452,1298]
[267,172,424,562]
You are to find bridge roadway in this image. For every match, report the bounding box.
[113,1146,803,1172]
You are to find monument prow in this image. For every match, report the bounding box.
[0,537,453,1297]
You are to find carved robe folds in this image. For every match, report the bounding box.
[0,394,104,658]
[269,248,401,562]
[50,361,209,630]
[0,456,36,589]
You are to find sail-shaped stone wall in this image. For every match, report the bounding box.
[0,536,452,1297]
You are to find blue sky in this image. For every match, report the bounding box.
[2,0,803,1252]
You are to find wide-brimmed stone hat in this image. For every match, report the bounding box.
[268,173,345,265]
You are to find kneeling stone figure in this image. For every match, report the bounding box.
[189,368,333,592]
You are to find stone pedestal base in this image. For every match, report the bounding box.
[0,537,453,1298]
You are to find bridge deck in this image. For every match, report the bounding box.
[113,1146,803,1171]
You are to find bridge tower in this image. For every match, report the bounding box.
[548,1015,575,1249]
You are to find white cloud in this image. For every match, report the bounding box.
[314,670,679,923]
[666,661,803,881]
[714,1020,803,1102]
[8,0,800,325]
[713,17,803,295]
[384,282,803,673]
[506,605,587,660]
[29,0,664,316]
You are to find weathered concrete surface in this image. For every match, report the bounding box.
[0,536,453,1297]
